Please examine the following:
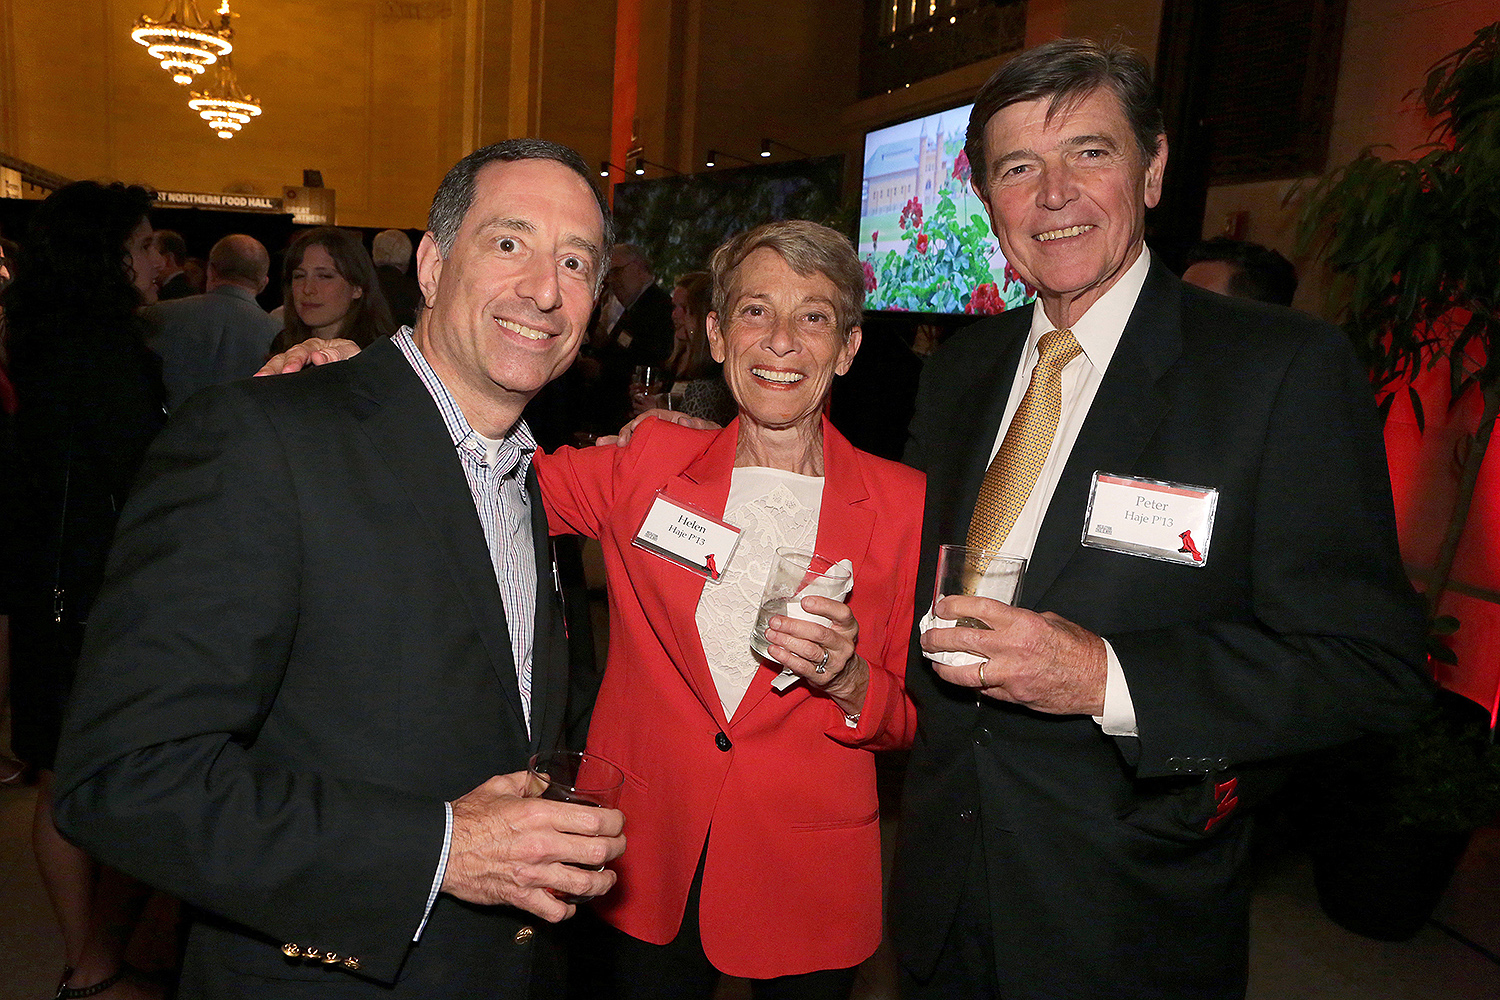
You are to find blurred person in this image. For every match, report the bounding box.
[52,139,624,998]
[152,230,193,301]
[268,226,393,356]
[6,180,168,999]
[181,255,207,295]
[0,233,25,787]
[584,244,676,430]
[144,234,281,410]
[660,269,735,424]
[1182,236,1299,307]
[372,227,422,329]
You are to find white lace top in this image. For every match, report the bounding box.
[697,467,825,718]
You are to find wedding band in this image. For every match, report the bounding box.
[977,662,986,687]
[815,650,829,674]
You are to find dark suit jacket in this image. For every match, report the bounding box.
[157,270,196,301]
[144,284,282,410]
[890,261,1431,1000]
[609,281,675,368]
[54,336,570,998]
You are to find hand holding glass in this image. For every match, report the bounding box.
[934,545,1027,628]
[526,750,625,899]
[750,548,852,659]
[630,364,668,412]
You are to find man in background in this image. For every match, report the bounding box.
[153,230,194,300]
[1182,235,1299,306]
[372,228,422,329]
[144,234,282,410]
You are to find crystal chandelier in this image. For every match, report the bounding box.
[188,54,262,139]
[131,1,233,86]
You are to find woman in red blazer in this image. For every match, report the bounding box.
[538,221,924,999]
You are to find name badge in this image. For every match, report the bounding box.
[632,491,742,581]
[1082,472,1218,568]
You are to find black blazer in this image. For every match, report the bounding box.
[891,261,1431,999]
[55,337,570,998]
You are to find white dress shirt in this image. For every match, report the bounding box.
[985,250,1153,737]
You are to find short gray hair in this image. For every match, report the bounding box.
[371,229,413,270]
[966,38,1165,191]
[426,138,614,290]
[207,234,269,286]
[708,220,865,338]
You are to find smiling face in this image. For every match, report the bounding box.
[414,157,604,436]
[292,243,363,336]
[974,87,1166,328]
[707,247,861,434]
[123,218,162,304]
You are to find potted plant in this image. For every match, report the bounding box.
[1294,21,1500,940]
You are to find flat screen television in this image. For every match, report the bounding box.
[859,103,1035,316]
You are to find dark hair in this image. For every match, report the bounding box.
[965,38,1165,191]
[280,227,394,347]
[708,220,865,338]
[1183,237,1299,307]
[1,180,155,342]
[426,138,614,291]
[669,270,715,379]
[154,229,187,265]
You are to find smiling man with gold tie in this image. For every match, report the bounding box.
[891,38,1432,1000]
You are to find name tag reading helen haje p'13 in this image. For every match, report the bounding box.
[1082,472,1218,568]
[632,491,743,581]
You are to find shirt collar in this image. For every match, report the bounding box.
[393,327,536,475]
[1027,247,1152,373]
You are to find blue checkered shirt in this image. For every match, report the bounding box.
[394,329,537,732]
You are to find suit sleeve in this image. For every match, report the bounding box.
[52,386,445,985]
[1111,326,1431,777]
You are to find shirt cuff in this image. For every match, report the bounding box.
[414,801,453,942]
[1092,639,1138,737]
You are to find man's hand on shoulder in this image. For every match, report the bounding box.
[924,597,1108,716]
[441,772,626,922]
[255,337,363,376]
[605,408,721,447]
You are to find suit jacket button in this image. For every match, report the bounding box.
[515,926,534,944]
[281,943,302,958]
[342,957,360,970]
[715,732,732,752]
[973,727,993,747]
[958,808,975,822]
[304,947,321,959]
[322,952,340,964]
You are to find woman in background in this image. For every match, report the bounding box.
[268,226,393,356]
[663,270,736,425]
[5,180,167,999]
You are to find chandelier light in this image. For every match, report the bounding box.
[188,55,262,139]
[131,1,233,86]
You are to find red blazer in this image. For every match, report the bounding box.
[538,415,924,978]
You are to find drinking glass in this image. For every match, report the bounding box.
[749,548,852,659]
[526,750,625,898]
[630,364,667,412]
[933,545,1026,629]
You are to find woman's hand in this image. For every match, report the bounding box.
[762,595,868,718]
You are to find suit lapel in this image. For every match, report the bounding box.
[1023,262,1183,608]
[345,339,529,733]
[656,421,741,729]
[527,463,566,754]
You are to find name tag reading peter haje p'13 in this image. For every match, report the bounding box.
[1082,472,1218,568]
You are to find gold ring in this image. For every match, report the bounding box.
[977,662,986,687]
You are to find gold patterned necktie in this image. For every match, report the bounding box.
[967,328,1083,551]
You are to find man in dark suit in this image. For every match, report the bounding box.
[890,39,1431,1000]
[373,228,423,330]
[154,229,196,300]
[144,234,282,410]
[53,139,626,998]
[603,244,675,368]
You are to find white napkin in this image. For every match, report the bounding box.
[771,559,854,691]
[919,607,985,667]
